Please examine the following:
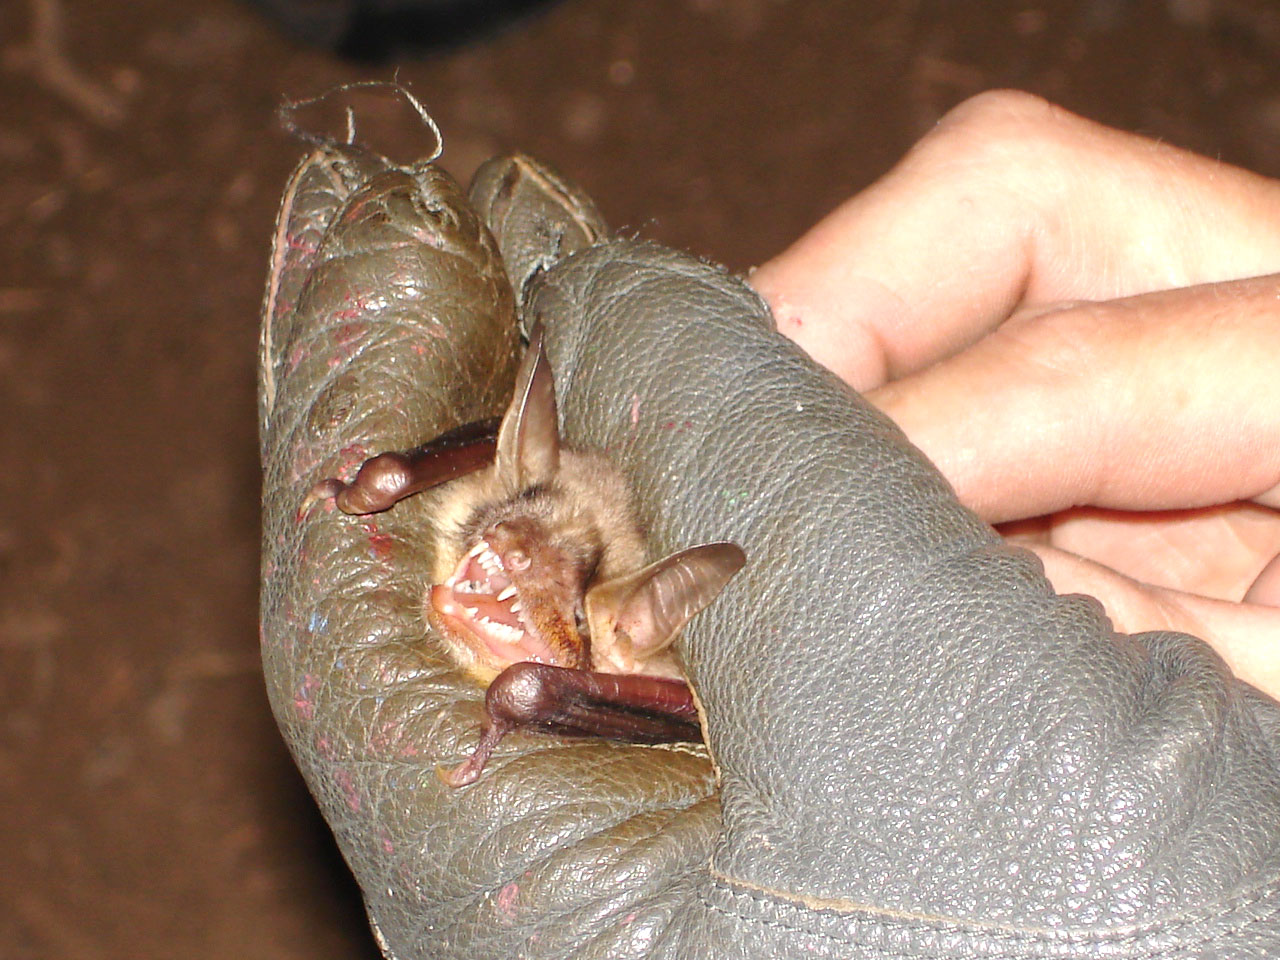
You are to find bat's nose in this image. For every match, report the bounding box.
[485,520,536,572]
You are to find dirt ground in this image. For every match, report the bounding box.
[1,0,1278,957]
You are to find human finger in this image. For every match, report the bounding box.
[868,274,1280,523]
[1247,553,1280,606]
[1000,502,1280,603]
[1028,544,1280,702]
[751,90,1280,390]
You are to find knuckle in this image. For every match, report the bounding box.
[913,90,1085,190]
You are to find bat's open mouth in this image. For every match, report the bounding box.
[430,539,558,667]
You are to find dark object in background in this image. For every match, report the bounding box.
[245,0,562,58]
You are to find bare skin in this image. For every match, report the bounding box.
[751,90,1280,699]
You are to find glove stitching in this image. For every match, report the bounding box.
[700,872,1280,955]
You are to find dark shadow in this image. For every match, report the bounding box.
[245,0,565,59]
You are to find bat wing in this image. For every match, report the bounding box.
[305,416,501,515]
[305,322,558,515]
[439,662,700,787]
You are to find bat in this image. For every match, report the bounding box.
[307,326,745,786]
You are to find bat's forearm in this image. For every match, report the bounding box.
[440,662,700,787]
[306,417,501,515]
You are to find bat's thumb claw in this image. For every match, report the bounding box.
[436,721,507,788]
[436,758,482,788]
[299,478,345,518]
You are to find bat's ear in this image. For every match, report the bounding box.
[585,542,746,666]
[495,322,560,488]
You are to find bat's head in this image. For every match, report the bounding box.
[427,325,746,687]
[427,326,605,682]
[429,500,603,683]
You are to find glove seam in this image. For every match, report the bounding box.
[702,870,1280,954]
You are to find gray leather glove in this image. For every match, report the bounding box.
[260,131,1280,958]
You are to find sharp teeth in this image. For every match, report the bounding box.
[468,541,489,559]
[510,601,522,614]
[484,620,524,644]
[496,585,517,602]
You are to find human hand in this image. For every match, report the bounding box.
[751,90,1280,699]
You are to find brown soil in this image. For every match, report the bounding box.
[2,0,1277,956]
